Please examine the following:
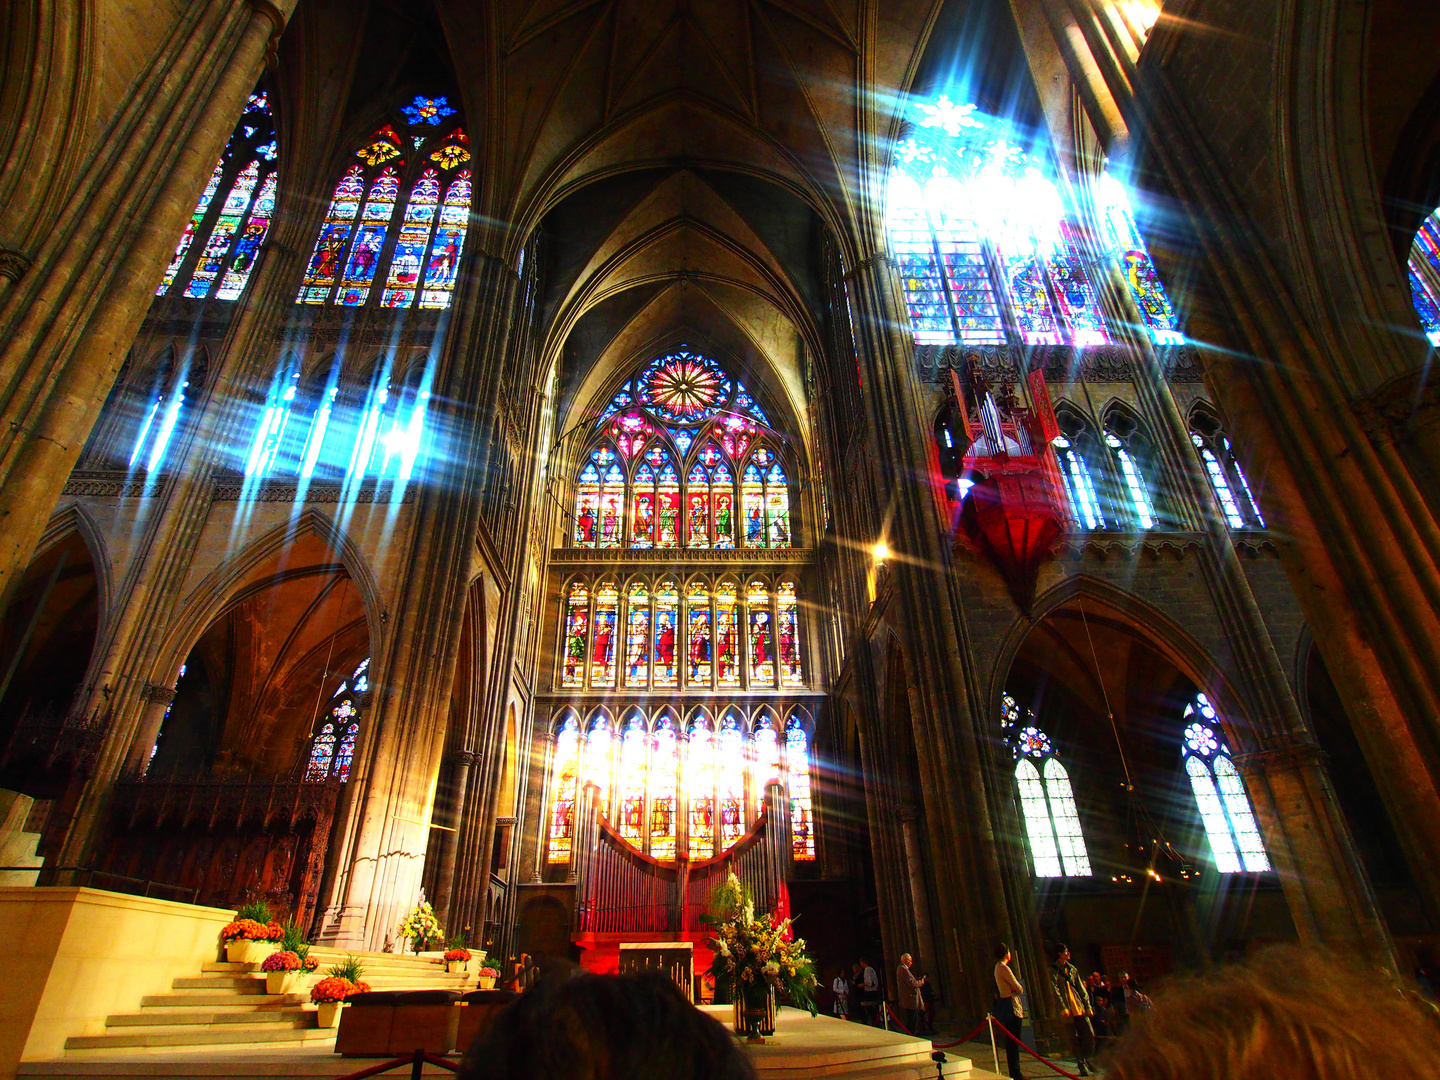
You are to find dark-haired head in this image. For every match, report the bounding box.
[994,943,1011,961]
[459,971,756,1080]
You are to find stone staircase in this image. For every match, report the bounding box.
[63,947,475,1055]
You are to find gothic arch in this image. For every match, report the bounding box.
[992,575,1253,754]
[153,508,382,691]
[36,502,112,636]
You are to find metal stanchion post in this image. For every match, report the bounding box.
[988,1014,1000,1076]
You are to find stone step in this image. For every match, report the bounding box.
[172,976,266,990]
[105,1006,310,1027]
[65,1024,329,1053]
[140,993,306,1008]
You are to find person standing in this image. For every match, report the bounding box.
[1109,972,1130,1035]
[897,953,927,1035]
[992,943,1026,1080]
[1086,972,1110,1039]
[859,957,880,1025]
[831,968,850,1019]
[1050,944,1096,1076]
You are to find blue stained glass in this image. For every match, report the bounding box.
[734,384,769,425]
[1409,211,1440,346]
[636,350,732,424]
[600,385,633,423]
[1096,174,1184,345]
[671,427,694,456]
[1409,268,1440,346]
[401,95,456,126]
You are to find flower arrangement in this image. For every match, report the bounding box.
[278,921,319,971]
[220,918,283,943]
[261,950,301,973]
[443,948,472,963]
[310,976,371,1004]
[396,897,442,954]
[477,966,499,978]
[311,955,371,1003]
[701,872,818,1016]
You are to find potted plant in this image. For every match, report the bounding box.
[220,901,284,965]
[310,955,371,1029]
[261,950,301,995]
[396,897,442,955]
[701,872,818,1042]
[443,934,472,974]
[476,965,499,990]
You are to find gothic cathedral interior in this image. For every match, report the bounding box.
[2,0,1440,1035]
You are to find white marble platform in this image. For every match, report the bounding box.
[17,1007,981,1080]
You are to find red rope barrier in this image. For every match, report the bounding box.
[882,1003,989,1050]
[987,1016,1085,1080]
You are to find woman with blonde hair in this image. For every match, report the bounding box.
[1102,945,1440,1079]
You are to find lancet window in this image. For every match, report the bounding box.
[1093,173,1185,345]
[1052,434,1105,530]
[889,97,1111,348]
[305,657,370,782]
[1409,206,1440,346]
[297,96,470,309]
[1001,694,1091,878]
[157,92,278,301]
[1181,694,1271,873]
[572,351,793,550]
[544,706,815,864]
[1189,408,1265,529]
[558,574,804,690]
[1103,413,1158,530]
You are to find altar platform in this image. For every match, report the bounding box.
[17,1008,990,1080]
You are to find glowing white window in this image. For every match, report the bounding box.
[1106,433,1156,529]
[1181,695,1271,873]
[1054,436,1105,529]
[1192,434,1245,528]
[1016,758,1063,878]
[1224,438,1266,527]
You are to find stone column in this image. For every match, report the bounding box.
[123,685,177,775]
[0,0,293,606]
[899,807,940,986]
[431,750,474,930]
[845,250,1017,1019]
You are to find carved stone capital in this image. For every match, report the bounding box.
[144,683,178,706]
[247,0,288,67]
[1233,735,1325,774]
[1352,367,1440,445]
[453,750,477,769]
[0,247,32,283]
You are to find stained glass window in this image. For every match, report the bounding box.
[719,712,746,847]
[715,582,741,688]
[1053,435,1105,529]
[1006,701,1089,877]
[618,712,648,844]
[547,715,581,863]
[748,580,775,687]
[158,91,277,301]
[656,458,681,548]
[586,715,614,819]
[306,723,336,781]
[1106,432,1156,529]
[562,581,588,687]
[624,581,651,688]
[754,723,782,790]
[420,169,469,309]
[635,351,732,424]
[1094,173,1184,345]
[298,166,364,303]
[890,98,1117,347]
[381,169,439,307]
[652,580,679,688]
[591,581,619,687]
[1191,423,1265,529]
[338,167,399,306]
[785,718,816,860]
[742,464,766,547]
[764,460,791,546]
[650,716,679,860]
[1409,206,1440,343]
[777,581,803,687]
[401,95,456,126]
[296,108,470,308]
[687,721,717,858]
[352,658,370,693]
[1181,693,1270,873]
[686,582,713,686]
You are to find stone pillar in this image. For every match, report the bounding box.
[845,249,1017,1019]
[899,808,940,985]
[431,750,474,930]
[123,685,177,775]
[0,0,293,606]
